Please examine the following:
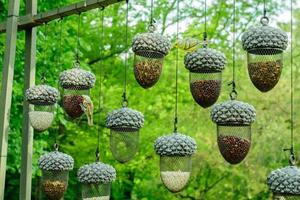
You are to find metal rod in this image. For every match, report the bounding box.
[0,0,123,33]
[0,0,20,199]
[19,0,37,199]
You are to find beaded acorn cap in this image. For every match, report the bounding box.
[78,162,116,184]
[184,48,227,73]
[26,84,59,106]
[38,151,74,171]
[154,132,197,156]
[59,63,96,90]
[106,107,144,131]
[211,100,256,125]
[267,166,300,195]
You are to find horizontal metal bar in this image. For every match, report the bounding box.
[0,0,123,33]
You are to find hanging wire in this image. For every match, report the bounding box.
[173,0,179,133]
[263,0,267,17]
[41,23,48,84]
[75,13,82,64]
[229,0,237,100]
[122,0,129,106]
[150,0,154,25]
[95,9,105,162]
[203,0,208,46]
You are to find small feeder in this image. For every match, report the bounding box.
[25,84,59,132]
[154,132,197,193]
[267,165,300,200]
[132,24,171,89]
[184,48,226,108]
[59,63,95,124]
[211,100,256,164]
[78,162,116,200]
[106,106,144,163]
[241,17,288,92]
[38,150,74,200]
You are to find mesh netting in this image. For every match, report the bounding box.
[247,48,283,92]
[62,89,90,119]
[189,72,222,108]
[273,194,300,200]
[134,51,164,89]
[217,125,251,165]
[160,156,192,193]
[29,105,55,132]
[41,170,69,200]
[110,128,139,163]
[82,183,111,200]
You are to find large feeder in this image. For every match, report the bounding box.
[184,48,226,108]
[154,132,197,193]
[25,84,59,132]
[78,162,116,200]
[267,165,300,200]
[38,150,74,200]
[211,100,256,164]
[132,25,171,89]
[241,17,288,92]
[106,106,144,163]
[59,63,95,124]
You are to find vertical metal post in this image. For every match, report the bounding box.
[19,0,37,199]
[0,0,20,199]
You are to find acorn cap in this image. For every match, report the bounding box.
[184,47,227,73]
[267,166,300,195]
[211,100,256,125]
[38,151,74,171]
[25,84,59,106]
[132,32,171,58]
[154,132,197,156]
[106,107,144,131]
[242,24,288,54]
[78,162,116,184]
[59,64,96,90]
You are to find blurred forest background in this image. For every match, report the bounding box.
[0,0,300,199]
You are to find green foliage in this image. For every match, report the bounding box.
[0,0,299,199]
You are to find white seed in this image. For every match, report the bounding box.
[160,171,190,192]
[29,111,54,132]
[83,196,110,200]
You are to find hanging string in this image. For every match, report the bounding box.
[263,0,267,17]
[122,0,129,106]
[174,0,179,133]
[41,23,48,84]
[203,0,207,46]
[95,9,105,162]
[53,18,64,151]
[229,0,237,100]
[150,0,154,25]
[75,13,82,65]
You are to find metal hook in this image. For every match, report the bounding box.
[54,143,59,151]
[228,81,238,100]
[95,147,100,162]
[260,16,269,26]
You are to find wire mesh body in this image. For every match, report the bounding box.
[217,124,251,164]
[134,51,164,89]
[159,156,192,193]
[41,170,69,200]
[247,48,283,92]
[189,71,222,108]
[82,183,111,200]
[29,105,55,132]
[62,89,90,119]
[110,127,139,163]
[273,194,300,200]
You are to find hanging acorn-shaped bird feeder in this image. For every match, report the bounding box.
[38,150,74,200]
[78,162,116,200]
[184,48,226,108]
[267,164,300,200]
[154,132,197,193]
[25,84,59,132]
[132,23,171,89]
[241,16,288,92]
[106,106,144,163]
[59,62,95,124]
[211,100,256,164]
